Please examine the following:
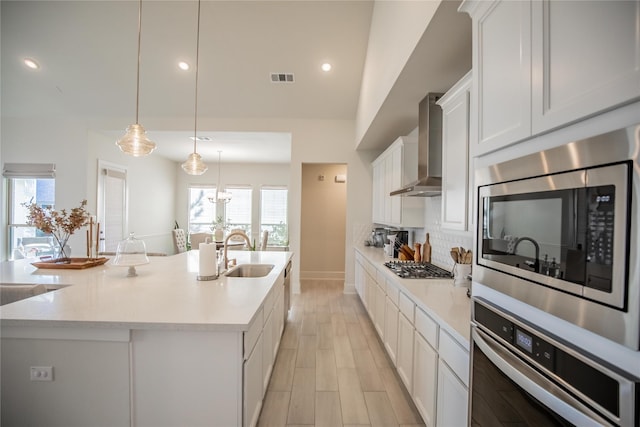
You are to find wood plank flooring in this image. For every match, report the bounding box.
[258,279,425,427]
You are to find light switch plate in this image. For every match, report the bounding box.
[30,366,53,381]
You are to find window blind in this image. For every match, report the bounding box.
[3,163,56,178]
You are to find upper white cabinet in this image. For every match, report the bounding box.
[461,0,640,156]
[372,136,424,227]
[438,71,472,231]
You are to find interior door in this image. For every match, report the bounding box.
[97,161,128,252]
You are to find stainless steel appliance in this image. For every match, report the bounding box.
[475,124,639,350]
[471,298,639,426]
[384,260,452,279]
[390,93,443,197]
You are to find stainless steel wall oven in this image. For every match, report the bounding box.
[470,298,639,426]
[475,124,640,350]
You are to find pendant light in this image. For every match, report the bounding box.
[181,0,208,175]
[208,151,232,203]
[116,0,157,157]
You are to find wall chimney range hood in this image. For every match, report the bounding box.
[390,93,443,197]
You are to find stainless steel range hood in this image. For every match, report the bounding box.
[390,93,443,197]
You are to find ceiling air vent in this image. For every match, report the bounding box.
[270,73,295,83]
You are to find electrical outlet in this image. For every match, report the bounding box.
[30,366,53,382]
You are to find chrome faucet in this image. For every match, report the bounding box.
[223,231,252,269]
[513,236,540,273]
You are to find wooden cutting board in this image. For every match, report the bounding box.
[423,233,432,263]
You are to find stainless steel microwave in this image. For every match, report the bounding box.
[475,124,640,350]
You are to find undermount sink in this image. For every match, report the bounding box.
[225,264,274,278]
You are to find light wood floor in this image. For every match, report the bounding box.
[258,279,425,427]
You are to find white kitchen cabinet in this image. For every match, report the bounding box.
[374,282,386,339]
[413,331,438,427]
[461,0,640,156]
[531,0,640,133]
[436,359,469,427]
[262,304,274,393]
[463,0,531,154]
[384,295,399,366]
[244,332,264,427]
[371,136,424,227]
[397,310,414,392]
[438,71,472,231]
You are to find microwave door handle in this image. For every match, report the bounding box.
[472,327,614,427]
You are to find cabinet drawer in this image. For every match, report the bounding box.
[415,307,438,349]
[438,330,469,387]
[244,308,263,360]
[385,279,399,307]
[399,292,415,324]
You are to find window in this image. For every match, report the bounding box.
[188,186,216,233]
[224,186,252,238]
[7,178,56,260]
[260,186,288,246]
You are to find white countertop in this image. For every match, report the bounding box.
[0,251,293,332]
[356,245,471,348]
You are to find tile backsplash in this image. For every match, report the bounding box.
[414,197,473,270]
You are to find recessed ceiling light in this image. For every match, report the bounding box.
[178,61,190,71]
[24,58,40,70]
[321,63,332,72]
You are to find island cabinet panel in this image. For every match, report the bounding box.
[0,334,130,427]
[131,329,243,427]
[244,332,264,427]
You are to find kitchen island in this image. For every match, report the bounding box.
[0,250,293,427]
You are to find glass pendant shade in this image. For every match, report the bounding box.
[116,124,157,157]
[182,152,208,175]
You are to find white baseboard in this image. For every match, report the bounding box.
[343,283,356,294]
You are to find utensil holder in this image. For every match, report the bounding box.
[453,263,471,287]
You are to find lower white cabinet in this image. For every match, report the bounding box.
[396,312,414,391]
[262,307,274,393]
[354,249,470,427]
[384,296,399,365]
[244,332,264,427]
[436,359,469,427]
[413,331,438,427]
[374,282,386,338]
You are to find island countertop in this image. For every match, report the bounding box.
[0,251,293,332]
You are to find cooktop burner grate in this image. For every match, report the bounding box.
[384,261,452,279]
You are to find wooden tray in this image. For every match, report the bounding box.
[31,257,109,270]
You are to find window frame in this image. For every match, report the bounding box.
[260,185,288,247]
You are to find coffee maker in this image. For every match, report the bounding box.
[393,231,409,258]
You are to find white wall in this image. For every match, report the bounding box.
[355,0,440,146]
[87,130,178,255]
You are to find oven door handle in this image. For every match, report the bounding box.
[472,327,613,427]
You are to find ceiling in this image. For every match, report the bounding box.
[1,0,471,164]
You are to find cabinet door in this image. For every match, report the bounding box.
[374,282,386,339]
[384,297,399,366]
[389,145,403,225]
[440,74,471,231]
[244,332,264,427]
[474,0,532,153]
[262,308,274,394]
[413,332,438,427]
[532,0,640,133]
[436,359,469,427]
[372,161,385,223]
[396,313,414,391]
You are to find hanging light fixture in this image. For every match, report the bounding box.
[208,151,232,204]
[181,0,208,175]
[116,0,157,157]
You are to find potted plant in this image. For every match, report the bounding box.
[212,215,228,241]
[23,200,91,261]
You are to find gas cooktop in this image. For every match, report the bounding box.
[384,261,452,279]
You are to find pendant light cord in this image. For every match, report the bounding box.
[135,0,143,124]
[192,0,201,154]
